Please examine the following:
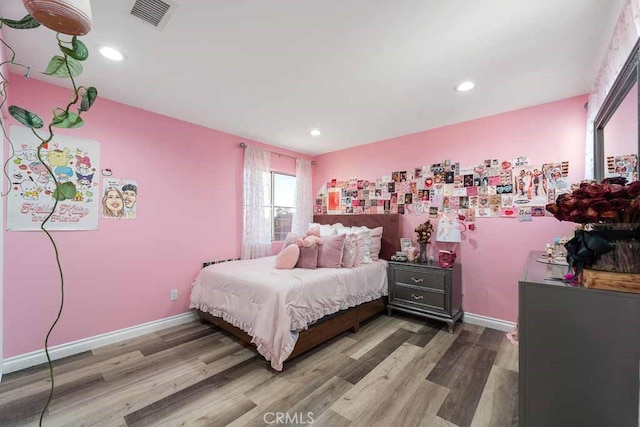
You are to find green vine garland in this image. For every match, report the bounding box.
[0,13,98,426]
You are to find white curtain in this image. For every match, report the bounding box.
[241,146,272,259]
[291,158,313,236]
[585,0,640,179]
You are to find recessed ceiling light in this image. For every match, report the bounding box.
[99,46,125,61]
[455,81,475,92]
[310,129,322,137]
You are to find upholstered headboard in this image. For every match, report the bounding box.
[312,214,401,261]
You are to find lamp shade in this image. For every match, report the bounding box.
[436,214,461,243]
[22,0,93,36]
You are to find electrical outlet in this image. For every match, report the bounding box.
[170,289,178,301]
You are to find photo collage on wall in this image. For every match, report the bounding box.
[606,153,638,183]
[315,156,572,222]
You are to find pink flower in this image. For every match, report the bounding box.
[564,273,579,286]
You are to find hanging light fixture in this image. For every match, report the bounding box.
[22,0,93,36]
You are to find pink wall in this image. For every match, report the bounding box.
[0,29,9,120]
[3,76,306,358]
[312,95,588,322]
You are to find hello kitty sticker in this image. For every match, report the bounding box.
[7,126,100,231]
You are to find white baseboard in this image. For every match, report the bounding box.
[463,312,516,332]
[4,311,198,375]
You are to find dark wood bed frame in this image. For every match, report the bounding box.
[196,214,401,367]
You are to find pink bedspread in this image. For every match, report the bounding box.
[189,256,388,370]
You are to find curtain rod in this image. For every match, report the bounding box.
[239,142,316,165]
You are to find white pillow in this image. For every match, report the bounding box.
[340,234,357,268]
[336,230,365,266]
[350,226,372,264]
[309,222,338,237]
[352,233,365,266]
[368,226,383,261]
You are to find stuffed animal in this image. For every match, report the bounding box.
[296,225,324,248]
[276,244,300,269]
[275,226,324,270]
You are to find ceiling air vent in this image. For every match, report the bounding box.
[130,0,174,29]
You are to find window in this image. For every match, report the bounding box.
[272,172,296,241]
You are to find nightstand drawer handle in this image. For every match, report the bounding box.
[411,277,424,283]
[411,294,424,300]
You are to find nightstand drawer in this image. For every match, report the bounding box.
[392,284,445,311]
[394,268,446,291]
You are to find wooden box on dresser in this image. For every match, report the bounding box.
[519,250,640,427]
[387,261,463,333]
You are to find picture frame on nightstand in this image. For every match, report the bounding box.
[400,237,412,253]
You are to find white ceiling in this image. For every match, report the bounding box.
[0,0,627,155]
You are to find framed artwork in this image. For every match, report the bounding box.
[7,126,100,231]
[327,187,341,214]
[400,238,412,253]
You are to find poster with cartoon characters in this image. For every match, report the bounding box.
[102,178,138,219]
[7,126,100,231]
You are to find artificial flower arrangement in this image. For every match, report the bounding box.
[414,220,434,263]
[415,220,434,244]
[545,177,640,278]
[545,177,640,224]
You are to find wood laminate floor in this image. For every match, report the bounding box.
[0,314,519,426]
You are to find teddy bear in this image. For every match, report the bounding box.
[295,224,324,248]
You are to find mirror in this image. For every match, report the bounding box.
[594,40,640,182]
[603,81,638,181]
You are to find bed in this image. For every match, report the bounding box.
[190,214,401,370]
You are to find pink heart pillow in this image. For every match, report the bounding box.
[276,244,300,269]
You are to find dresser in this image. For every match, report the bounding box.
[519,250,640,427]
[387,261,462,333]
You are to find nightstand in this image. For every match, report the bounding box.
[387,261,463,333]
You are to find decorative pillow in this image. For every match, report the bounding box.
[353,233,365,266]
[296,244,319,269]
[335,227,355,268]
[368,227,384,261]
[309,222,339,237]
[317,234,346,268]
[351,226,372,264]
[276,244,300,269]
[341,234,357,268]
